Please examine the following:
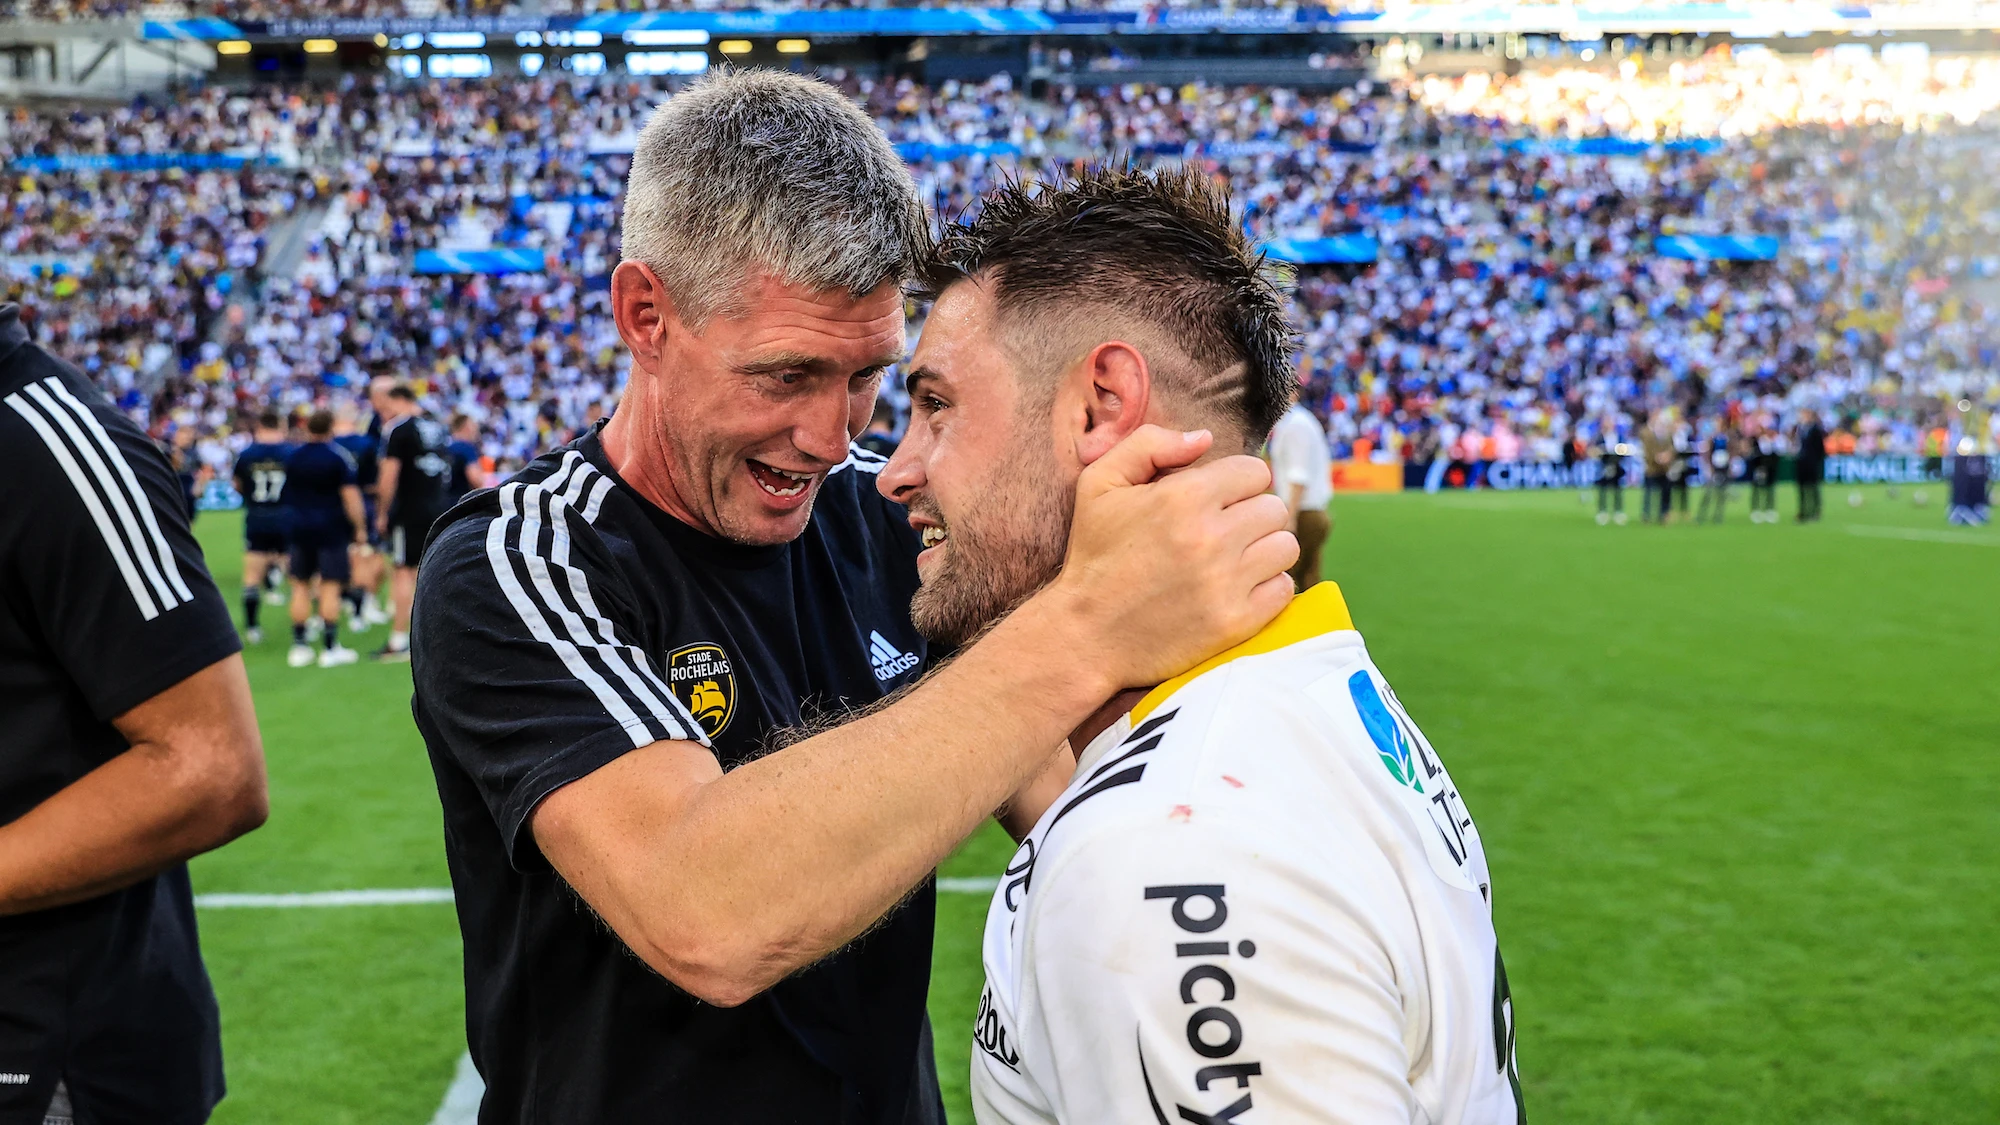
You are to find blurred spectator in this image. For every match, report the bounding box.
[1268,401,1334,588]
[1794,409,1827,522]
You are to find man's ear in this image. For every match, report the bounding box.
[1073,340,1153,467]
[611,261,676,374]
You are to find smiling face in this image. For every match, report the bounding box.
[879,280,1077,647]
[609,265,905,546]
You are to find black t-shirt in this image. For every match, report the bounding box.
[231,440,294,529]
[381,413,454,523]
[0,304,238,1125]
[412,428,941,1125]
[282,441,359,536]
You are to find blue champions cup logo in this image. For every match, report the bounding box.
[1348,670,1423,793]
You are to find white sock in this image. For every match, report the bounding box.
[389,630,409,650]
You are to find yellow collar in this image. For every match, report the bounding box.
[1129,582,1357,723]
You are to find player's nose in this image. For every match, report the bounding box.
[877,433,926,503]
[793,388,854,469]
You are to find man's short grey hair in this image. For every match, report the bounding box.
[620,69,925,327]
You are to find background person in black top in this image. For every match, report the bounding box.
[281,411,369,669]
[1795,409,1828,523]
[229,410,293,644]
[374,384,453,662]
[0,303,268,1125]
[411,71,1293,1125]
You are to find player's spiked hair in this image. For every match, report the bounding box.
[917,165,1299,442]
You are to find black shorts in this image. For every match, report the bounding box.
[388,510,442,568]
[244,513,289,555]
[289,526,353,584]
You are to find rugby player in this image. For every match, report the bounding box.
[332,397,388,631]
[281,410,367,668]
[372,384,453,661]
[229,410,293,644]
[444,412,489,502]
[878,168,1525,1124]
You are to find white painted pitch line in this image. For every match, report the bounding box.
[1846,525,2000,546]
[194,880,1000,910]
[428,1051,483,1125]
[194,888,456,908]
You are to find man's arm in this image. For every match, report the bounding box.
[375,455,401,535]
[0,372,268,913]
[0,656,267,915]
[341,483,367,541]
[527,427,1296,1006]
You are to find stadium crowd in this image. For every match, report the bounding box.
[4,50,1998,502]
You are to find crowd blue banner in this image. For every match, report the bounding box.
[1263,235,1379,264]
[895,141,1022,161]
[10,153,278,173]
[145,5,1384,40]
[141,5,2000,41]
[1499,137,1722,156]
[1654,234,1780,261]
[414,248,547,275]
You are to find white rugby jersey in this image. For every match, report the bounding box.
[971,584,1524,1125]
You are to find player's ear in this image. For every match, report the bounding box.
[611,261,675,375]
[1073,340,1152,467]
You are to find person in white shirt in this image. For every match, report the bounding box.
[1267,402,1333,588]
[878,167,1524,1125]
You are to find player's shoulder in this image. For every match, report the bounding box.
[2,349,170,493]
[428,441,614,557]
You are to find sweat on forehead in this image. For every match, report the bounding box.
[916,165,1299,440]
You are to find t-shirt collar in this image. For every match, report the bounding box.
[1127,582,1358,725]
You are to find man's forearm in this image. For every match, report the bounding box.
[0,658,266,915]
[376,461,400,528]
[343,487,367,537]
[552,587,1120,1004]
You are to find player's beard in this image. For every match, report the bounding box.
[908,430,1073,649]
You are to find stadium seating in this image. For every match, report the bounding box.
[3,51,1997,477]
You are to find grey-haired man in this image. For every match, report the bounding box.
[410,70,1296,1124]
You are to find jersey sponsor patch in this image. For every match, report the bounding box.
[667,642,736,737]
[1342,668,1482,893]
[1138,884,1265,1124]
[1348,670,1423,792]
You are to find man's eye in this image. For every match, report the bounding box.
[775,371,802,386]
[921,395,947,414]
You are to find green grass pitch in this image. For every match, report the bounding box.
[186,482,1999,1123]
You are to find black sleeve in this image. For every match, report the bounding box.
[230,452,251,494]
[411,494,708,868]
[383,419,417,465]
[1,364,241,721]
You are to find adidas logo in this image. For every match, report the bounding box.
[869,630,921,682]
